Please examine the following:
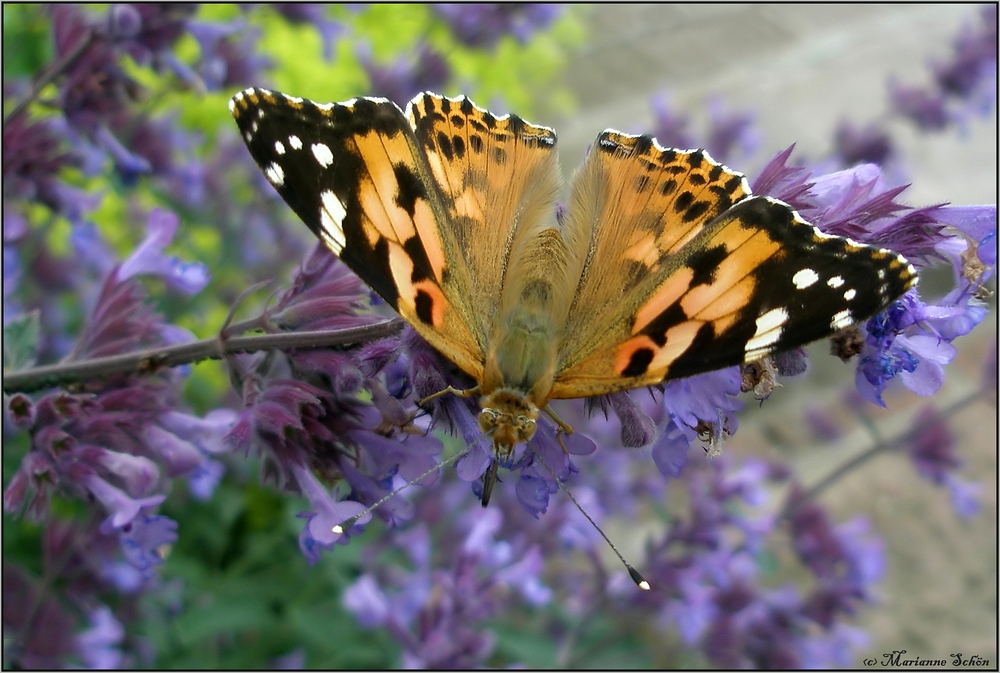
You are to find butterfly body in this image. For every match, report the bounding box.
[230,88,917,505]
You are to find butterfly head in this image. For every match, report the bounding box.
[477,389,540,505]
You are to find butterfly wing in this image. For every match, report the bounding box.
[550,131,917,398]
[230,89,560,382]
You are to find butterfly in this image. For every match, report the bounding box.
[230,88,918,505]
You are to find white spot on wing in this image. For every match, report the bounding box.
[288,135,303,150]
[274,140,285,155]
[265,163,284,186]
[312,143,334,168]
[745,307,788,359]
[830,309,853,331]
[827,275,845,289]
[844,288,857,301]
[792,268,819,289]
[320,190,347,254]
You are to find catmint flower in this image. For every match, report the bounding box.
[889,79,952,130]
[294,463,370,563]
[119,513,178,577]
[3,564,77,668]
[650,92,696,150]
[903,409,982,517]
[189,20,273,91]
[833,120,894,167]
[705,97,759,164]
[2,113,97,224]
[117,208,210,295]
[273,4,345,61]
[435,4,562,49]
[357,42,450,106]
[75,606,125,669]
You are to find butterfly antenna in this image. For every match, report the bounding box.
[332,451,467,535]
[532,450,651,591]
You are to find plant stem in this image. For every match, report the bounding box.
[4,29,95,126]
[779,391,982,521]
[3,319,404,394]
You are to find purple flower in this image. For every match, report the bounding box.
[75,606,124,669]
[270,245,378,332]
[889,79,951,130]
[435,4,562,49]
[187,458,225,501]
[944,475,983,518]
[343,574,392,627]
[649,93,696,149]
[120,514,179,577]
[187,20,271,91]
[344,507,551,668]
[750,145,819,212]
[294,467,369,563]
[2,113,98,224]
[903,411,983,515]
[69,274,161,359]
[932,5,998,101]
[705,97,759,164]
[3,564,78,668]
[651,419,694,478]
[662,367,743,431]
[934,204,997,269]
[273,4,344,61]
[855,289,983,406]
[84,471,165,530]
[357,42,450,106]
[833,120,894,166]
[6,392,37,429]
[117,208,210,295]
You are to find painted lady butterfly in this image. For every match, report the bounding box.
[230,89,917,504]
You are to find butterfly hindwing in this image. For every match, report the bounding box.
[406,93,562,339]
[549,132,917,398]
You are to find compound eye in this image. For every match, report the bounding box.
[518,416,537,441]
[479,408,500,432]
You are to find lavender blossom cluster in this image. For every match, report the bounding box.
[3,4,995,669]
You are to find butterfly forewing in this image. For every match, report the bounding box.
[230,88,486,379]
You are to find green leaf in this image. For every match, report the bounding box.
[3,310,41,372]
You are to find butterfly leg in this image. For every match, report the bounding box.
[418,385,481,406]
[543,406,575,454]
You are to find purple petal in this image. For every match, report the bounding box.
[120,514,179,576]
[117,208,210,294]
[84,472,166,530]
[651,421,692,478]
[291,463,369,563]
[75,606,124,669]
[87,446,160,495]
[188,458,225,500]
[343,574,390,627]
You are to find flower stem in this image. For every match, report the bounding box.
[779,391,982,521]
[4,28,95,125]
[3,319,404,394]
